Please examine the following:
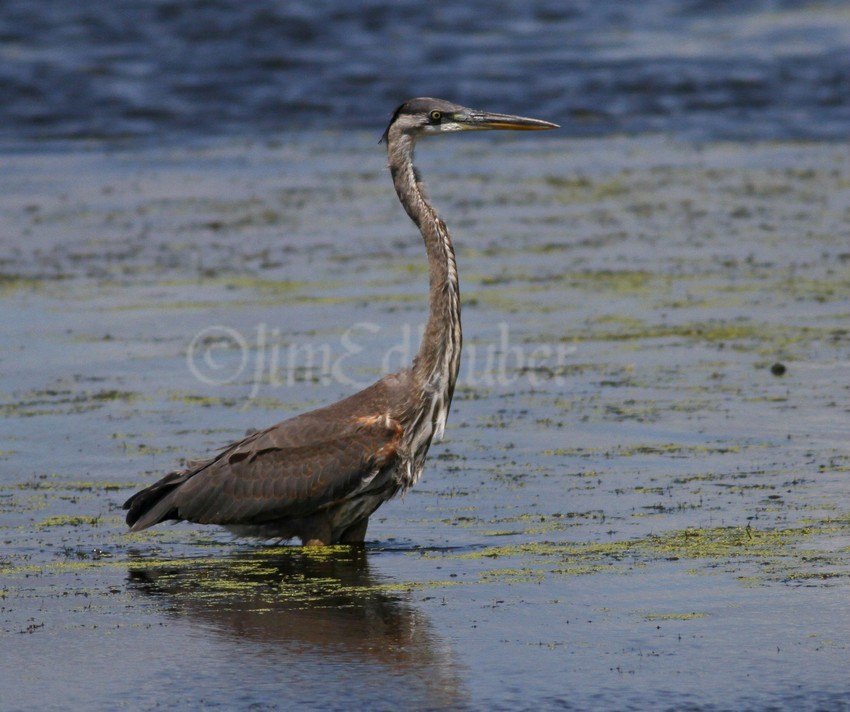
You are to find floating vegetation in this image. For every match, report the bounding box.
[639,611,709,621]
[421,519,850,586]
[38,514,102,529]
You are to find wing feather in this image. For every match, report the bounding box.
[173,414,402,524]
[124,373,411,532]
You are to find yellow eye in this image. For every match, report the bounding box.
[429,110,442,122]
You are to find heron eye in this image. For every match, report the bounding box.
[429,110,442,122]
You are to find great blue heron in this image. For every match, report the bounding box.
[124,98,558,545]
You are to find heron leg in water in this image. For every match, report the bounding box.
[338,517,370,545]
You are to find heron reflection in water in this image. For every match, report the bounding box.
[127,548,466,708]
[124,98,557,545]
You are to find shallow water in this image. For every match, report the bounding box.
[1,132,849,710]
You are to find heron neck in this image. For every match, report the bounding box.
[387,134,461,429]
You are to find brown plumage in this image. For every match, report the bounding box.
[123,98,557,545]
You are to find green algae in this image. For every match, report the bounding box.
[563,319,838,354]
[0,274,70,296]
[639,612,709,621]
[13,479,132,492]
[419,518,850,586]
[542,442,748,459]
[36,514,100,528]
[18,518,839,605]
[0,388,141,418]
[111,546,470,609]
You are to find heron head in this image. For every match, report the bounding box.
[381,97,558,143]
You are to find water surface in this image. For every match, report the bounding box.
[2,1,850,708]
[1,0,848,144]
[1,134,848,710]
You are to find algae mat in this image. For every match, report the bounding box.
[1,135,849,710]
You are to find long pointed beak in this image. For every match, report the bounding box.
[460,110,559,132]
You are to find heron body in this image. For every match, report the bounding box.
[123,98,557,545]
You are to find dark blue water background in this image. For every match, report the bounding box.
[1,0,848,146]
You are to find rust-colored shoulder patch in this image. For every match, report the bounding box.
[356,413,404,466]
[355,413,403,435]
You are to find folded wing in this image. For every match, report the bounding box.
[124,398,405,532]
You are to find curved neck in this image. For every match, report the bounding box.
[386,132,462,436]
